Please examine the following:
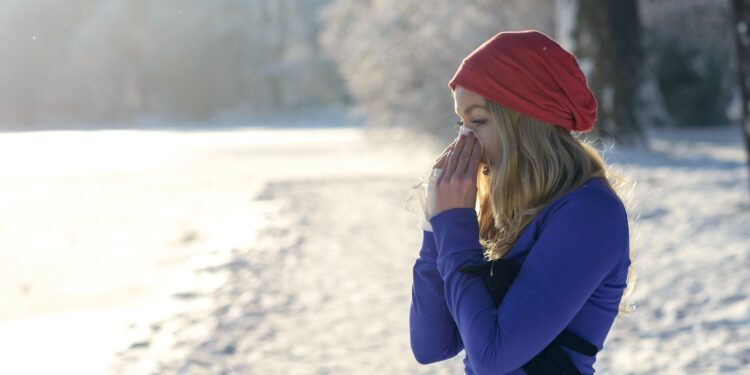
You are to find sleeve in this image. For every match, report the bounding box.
[430,196,627,374]
[409,229,465,364]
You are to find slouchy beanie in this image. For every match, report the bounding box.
[448,30,597,133]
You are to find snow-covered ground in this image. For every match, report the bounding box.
[0,122,436,375]
[598,126,750,373]
[1,121,748,374]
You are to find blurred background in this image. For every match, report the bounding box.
[0,0,748,374]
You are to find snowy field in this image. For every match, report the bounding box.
[0,122,748,374]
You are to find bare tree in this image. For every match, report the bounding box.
[572,0,647,147]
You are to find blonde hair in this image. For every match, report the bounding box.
[475,99,638,318]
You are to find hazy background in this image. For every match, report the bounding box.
[1,1,749,374]
[0,0,740,137]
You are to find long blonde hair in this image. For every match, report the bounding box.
[476,99,638,318]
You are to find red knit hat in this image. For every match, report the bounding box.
[448,30,597,133]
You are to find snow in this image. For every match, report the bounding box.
[598,125,750,373]
[1,121,748,374]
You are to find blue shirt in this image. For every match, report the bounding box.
[409,177,630,374]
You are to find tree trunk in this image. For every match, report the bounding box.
[731,0,750,199]
[573,0,647,147]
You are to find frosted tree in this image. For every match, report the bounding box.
[0,0,348,125]
[319,0,555,141]
[64,0,345,121]
[0,0,100,125]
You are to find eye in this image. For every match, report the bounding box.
[455,119,487,128]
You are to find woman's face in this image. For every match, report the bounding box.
[453,85,498,175]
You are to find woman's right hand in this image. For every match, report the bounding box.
[422,138,459,229]
[433,139,458,170]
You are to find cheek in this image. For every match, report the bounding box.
[480,135,498,163]
[477,131,493,155]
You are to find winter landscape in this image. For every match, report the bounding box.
[2,0,750,374]
[1,119,747,374]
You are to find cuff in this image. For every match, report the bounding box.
[421,219,433,232]
[430,208,484,279]
[418,230,438,263]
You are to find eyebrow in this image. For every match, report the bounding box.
[456,104,488,116]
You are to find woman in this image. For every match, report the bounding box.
[408,30,636,374]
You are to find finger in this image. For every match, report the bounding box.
[443,138,458,153]
[433,142,456,169]
[438,143,457,183]
[445,134,466,179]
[467,137,482,180]
[436,143,453,161]
[437,148,451,183]
[455,134,476,174]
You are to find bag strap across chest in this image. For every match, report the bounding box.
[459,258,599,375]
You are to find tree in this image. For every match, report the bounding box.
[640,0,735,128]
[731,0,750,197]
[319,0,555,141]
[572,0,648,147]
[0,0,348,126]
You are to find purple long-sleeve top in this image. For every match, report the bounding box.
[409,177,630,374]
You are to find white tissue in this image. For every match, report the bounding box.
[458,126,484,151]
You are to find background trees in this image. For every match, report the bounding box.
[0,0,346,125]
[0,0,742,142]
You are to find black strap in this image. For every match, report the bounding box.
[557,329,599,357]
[459,258,599,374]
[521,339,584,375]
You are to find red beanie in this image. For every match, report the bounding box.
[448,30,597,133]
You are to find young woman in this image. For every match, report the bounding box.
[408,30,636,374]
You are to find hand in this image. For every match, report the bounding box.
[433,132,482,217]
[417,138,459,232]
[433,138,458,170]
[423,139,457,220]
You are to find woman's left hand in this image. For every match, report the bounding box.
[433,132,482,217]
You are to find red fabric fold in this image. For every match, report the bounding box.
[448,30,597,133]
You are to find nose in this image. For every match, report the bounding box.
[458,126,484,151]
